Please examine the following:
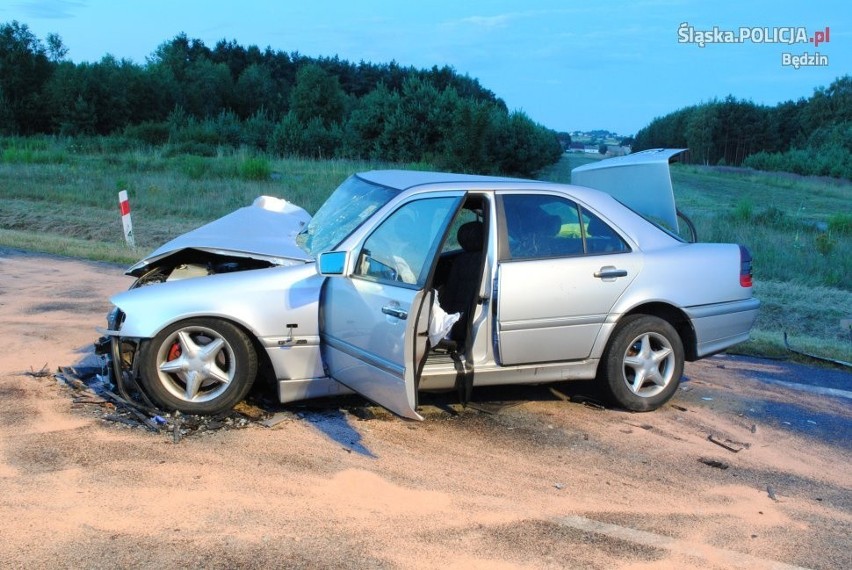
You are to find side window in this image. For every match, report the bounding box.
[440,207,480,254]
[355,197,459,286]
[502,194,584,260]
[581,209,630,254]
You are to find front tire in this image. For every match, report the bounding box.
[599,315,683,411]
[139,318,258,414]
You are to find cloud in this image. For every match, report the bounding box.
[12,0,87,19]
[450,13,516,30]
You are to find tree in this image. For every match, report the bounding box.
[343,82,399,159]
[234,63,278,118]
[685,103,719,165]
[0,21,54,133]
[45,33,67,62]
[289,63,347,127]
[182,59,233,117]
[555,132,572,150]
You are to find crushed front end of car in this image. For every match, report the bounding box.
[94,195,316,412]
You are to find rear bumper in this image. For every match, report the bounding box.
[684,297,760,358]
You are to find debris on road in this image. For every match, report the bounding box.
[261,412,296,428]
[53,364,265,440]
[698,457,730,470]
[25,363,51,378]
[767,485,779,501]
[569,395,607,409]
[707,434,748,453]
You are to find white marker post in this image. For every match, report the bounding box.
[118,190,135,248]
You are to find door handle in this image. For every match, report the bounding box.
[594,266,628,280]
[382,305,408,320]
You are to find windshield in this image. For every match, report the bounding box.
[297,175,399,256]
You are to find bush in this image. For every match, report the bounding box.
[240,109,274,151]
[124,121,170,145]
[828,212,851,235]
[239,156,271,181]
[271,114,341,158]
[180,156,207,179]
[753,206,786,227]
[815,233,835,256]
[164,142,218,157]
[732,198,753,221]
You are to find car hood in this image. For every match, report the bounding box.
[571,148,686,231]
[127,196,313,275]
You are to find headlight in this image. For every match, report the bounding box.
[107,307,125,331]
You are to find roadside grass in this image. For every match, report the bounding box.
[1,139,850,364]
[666,165,851,362]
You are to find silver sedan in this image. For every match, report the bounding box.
[97,150,759,419]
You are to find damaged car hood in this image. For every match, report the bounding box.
[571,148,686,231]
[127,196,313,275]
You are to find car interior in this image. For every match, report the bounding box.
[431,195,487,354]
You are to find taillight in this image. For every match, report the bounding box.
[739,245,753,287]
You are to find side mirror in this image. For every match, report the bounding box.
[317,251,348,276]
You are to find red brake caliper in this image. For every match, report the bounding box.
[167,342,181,361]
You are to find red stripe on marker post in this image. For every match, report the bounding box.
[118,190,135,248]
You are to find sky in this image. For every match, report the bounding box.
[1,0,848,136]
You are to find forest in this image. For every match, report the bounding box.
[632,75,851,179]
[0,21,563,176]
[2,20,849,180]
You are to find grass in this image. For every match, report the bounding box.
[1,138,850,364]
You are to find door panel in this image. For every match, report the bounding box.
[496,253,640,365]
[322,280,426,419]
[320,195,462,419]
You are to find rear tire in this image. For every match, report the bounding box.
[599,315,683,411]
[139,318,257,415]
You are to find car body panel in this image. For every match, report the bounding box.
[684,298,761,357]
[495,252,641,364]
[320,280,427,420]
[127,196,312,276]
[571,148,686,231]
[109,263,321,340]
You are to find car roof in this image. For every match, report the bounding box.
[356,169,627,208]
[357,170,532,191]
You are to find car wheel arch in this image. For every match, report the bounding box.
[120,307,268,344]
[619,302,697,361]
